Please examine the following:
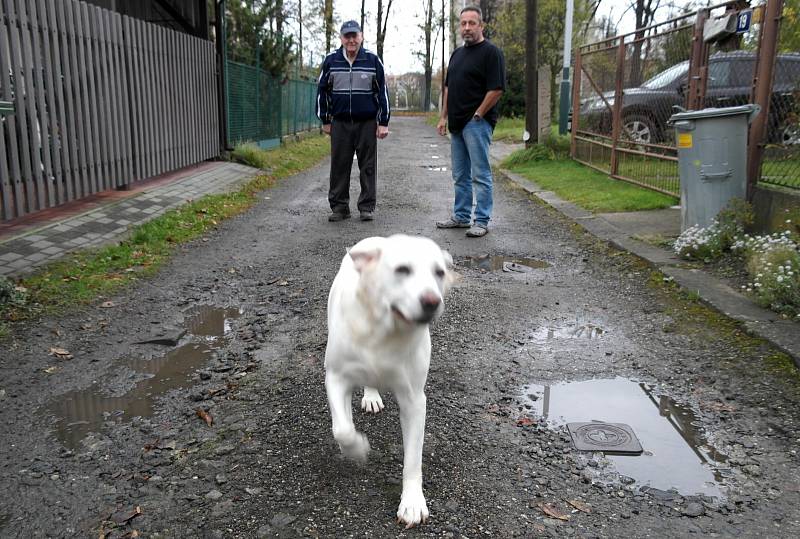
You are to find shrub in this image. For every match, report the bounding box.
[0,276,26,310]
[673,222,724,261]
[231,143,271,170]
[674,199,755,261]
[503,144,555,167]
[741,245,800,318]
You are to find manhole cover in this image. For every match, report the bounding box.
[567,422,643,454]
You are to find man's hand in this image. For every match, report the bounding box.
[377,125,389,139]
[436,118,447,136]
[322,124,332,135]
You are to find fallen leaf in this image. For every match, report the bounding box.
[112,505,142,525]
[49,347,74,360]
[566,499,591,513]
[100,301,115,308]
[537,502,570,521]
[196,408,213,427]
[517,416,535,427]
[43,366,58,374]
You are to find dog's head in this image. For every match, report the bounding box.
[348,235,455,326]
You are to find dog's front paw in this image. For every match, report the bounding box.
[361,387,385,414]
[396,490,429,529]
[337,430,371,463]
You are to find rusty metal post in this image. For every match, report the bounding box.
[747,0,783,200]
[687,8,709,110]
[570,48,582,158]
[609,37,626,176]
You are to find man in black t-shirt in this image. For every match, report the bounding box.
[435,6,505,238]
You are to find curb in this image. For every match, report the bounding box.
[495,166,800,366]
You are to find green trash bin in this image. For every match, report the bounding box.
[668,104,760,231]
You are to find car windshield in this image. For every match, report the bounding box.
[641,61,689,89]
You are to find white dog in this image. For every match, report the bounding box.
[325,234,454,528]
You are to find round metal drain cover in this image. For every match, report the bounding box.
[567,422,643,454]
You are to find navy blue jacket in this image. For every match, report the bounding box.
[316,46,390,126]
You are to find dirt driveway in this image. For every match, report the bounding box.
[1,116,799,538]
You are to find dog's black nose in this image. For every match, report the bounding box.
[420,293,441,315]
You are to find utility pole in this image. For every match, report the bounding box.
[441,0,446,111]
[558,0,574,134]
[525,0,538,148]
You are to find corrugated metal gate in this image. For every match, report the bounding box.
[0,0,219,222]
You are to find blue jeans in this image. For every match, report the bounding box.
[450,118,494,226]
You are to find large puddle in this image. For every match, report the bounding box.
[48,305,241,449]
[520,378,727,497]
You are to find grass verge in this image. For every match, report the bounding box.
[0,136,331,338]
[503,152,677,213]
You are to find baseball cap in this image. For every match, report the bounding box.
[340,20,361,35]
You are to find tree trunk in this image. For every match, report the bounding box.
[361,0,366,35]
[423,0,434,111]
[376,0,394,60]
[298,0,303,68]
[324,0,334,54]
[525,0,538,148]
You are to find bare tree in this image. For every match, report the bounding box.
[629,0,660,87]
[360,0,366,34]
[417,0,436,111]
[376,0,395,60]
[324,0,334,53]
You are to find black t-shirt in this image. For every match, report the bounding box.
[445,39,506,133]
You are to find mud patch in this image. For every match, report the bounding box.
[520,377,728,497]
[462,255,550,272]
[46,305,241,449]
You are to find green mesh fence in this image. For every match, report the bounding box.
[226,60,319,148]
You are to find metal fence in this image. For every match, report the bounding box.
[0,0,219,222]
[225,61,319,149]
[571,0,799,196]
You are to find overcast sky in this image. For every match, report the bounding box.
[331,0,698,75]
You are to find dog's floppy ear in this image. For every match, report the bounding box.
[347,236,386,273]
[442,249,453,267]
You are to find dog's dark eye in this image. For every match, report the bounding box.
[435,268,445,278]
[395,265,412,276]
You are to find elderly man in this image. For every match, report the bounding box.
[317,20,391,222]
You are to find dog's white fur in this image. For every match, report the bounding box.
[325,234,454,527]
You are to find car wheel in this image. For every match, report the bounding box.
[622,114,657,145]
[780,121,800,145]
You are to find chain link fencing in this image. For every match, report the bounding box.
[225,58,319,149]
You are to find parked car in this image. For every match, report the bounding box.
[579,51,800,145]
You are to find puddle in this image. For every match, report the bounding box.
[520,378,727,497]
[462,255,550,272]
[532,323,605,341]
[48,305,241,449]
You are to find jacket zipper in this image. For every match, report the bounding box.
[349,61,353,122]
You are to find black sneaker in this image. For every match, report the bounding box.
[359,211,374,221]
[328,212,351,222]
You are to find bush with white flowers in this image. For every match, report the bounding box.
[735,228,799,318]
[674,202,799,318]
[673,221,724,261]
